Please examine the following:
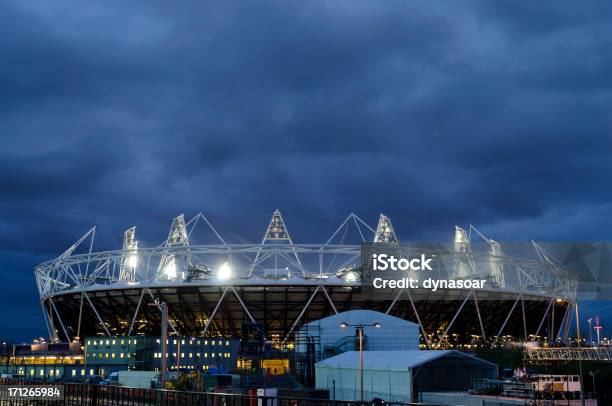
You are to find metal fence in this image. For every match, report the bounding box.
[0,379,429,406]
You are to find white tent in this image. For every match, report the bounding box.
[315,350,497,402]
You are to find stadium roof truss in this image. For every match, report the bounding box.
[34,211,577,343]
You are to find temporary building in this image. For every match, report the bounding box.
[315,350,497,402]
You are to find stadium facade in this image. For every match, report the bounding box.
[34,210,576,347]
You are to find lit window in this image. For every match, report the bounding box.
[87,341,91,346]
[120,353,124,358]
[173,340,177,345]
[156,339,160,344]
[226,341,229,346]
[197,340,200,345]
[90,369,95,376]
[111,353,115,358]
[189,353,193,358]
[105,353,109,358]
[30,370,35,376]
[204,340,208,345]
[121,340,125,345]
[181,340,185,345]
[204,353,208,358]
[81,369,85,376]
[112,340,116,345]
[106,340,110,345]
[181,353,184,358]
[40,370,44,376]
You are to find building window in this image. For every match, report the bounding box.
[120,353,124,358]
[112,340,116,345]
[111,353,115,358]
[90,369,94,376]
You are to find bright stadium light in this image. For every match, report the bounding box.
[344,271,359,282]
[164,258,177,279]
[218,262,232,280]
[128,255,138,269]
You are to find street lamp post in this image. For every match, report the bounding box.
[339,321,382,402]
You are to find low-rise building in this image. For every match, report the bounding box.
[9,341,84,381]
[84,336,238,377]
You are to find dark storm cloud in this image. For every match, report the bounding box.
[1,0,612,339]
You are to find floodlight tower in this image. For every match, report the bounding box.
[453,226,473,278]
[373,214,399,244]
[157,214,189,281]
[120,227,138,282]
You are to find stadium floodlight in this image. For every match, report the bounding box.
[344,271,359,282]
[128,255,138,269]
[218,262,232,280]
[164,258,177,279]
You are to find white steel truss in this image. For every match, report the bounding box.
[34,212,578,342]
[525,347,612,362]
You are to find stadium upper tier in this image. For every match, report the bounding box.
[35,210,576,301]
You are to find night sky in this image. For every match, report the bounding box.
[1,1,611,341]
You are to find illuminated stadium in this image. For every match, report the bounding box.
[34,210,577,347]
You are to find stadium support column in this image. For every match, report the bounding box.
[534,299,554,338]
[76,292,84,341]
[84,292,111,336]
[201,287,229,336]
[282,286,321,346]
[491,296,520,348]
[127,289,146,336]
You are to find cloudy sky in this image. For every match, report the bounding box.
[1,0,611,340]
